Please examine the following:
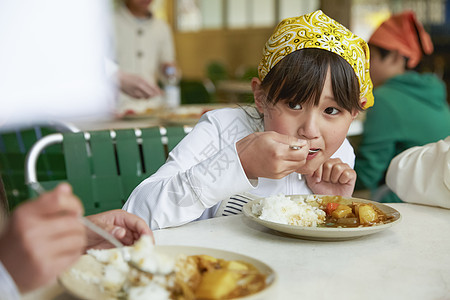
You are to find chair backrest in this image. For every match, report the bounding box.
[0,176,8,225]
[0,121,79,210]
[164,126,190,153]
[25,126,189,215]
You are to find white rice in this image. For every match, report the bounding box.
[128,235,175,275]
[87,247,129,291]
[251,194,326,227]
[127,282,171,300]
[85,236,175,299]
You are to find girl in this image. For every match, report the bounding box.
[123,10,374,229]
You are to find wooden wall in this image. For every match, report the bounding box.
[169,0,352,80]
[173,28,273,80]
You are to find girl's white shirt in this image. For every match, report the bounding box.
[123,108,355,229]
[0,261,20,300]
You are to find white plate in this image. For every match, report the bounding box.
[242,195,401,241]
[120,111,159,120]
[160,105,224,125]
[59,245,277,300]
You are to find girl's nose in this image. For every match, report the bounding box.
[297,114,320,140]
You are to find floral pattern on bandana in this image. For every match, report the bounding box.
[258,10,374,109]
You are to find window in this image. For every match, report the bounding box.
[351,0,447,41]
[176,0,319,32]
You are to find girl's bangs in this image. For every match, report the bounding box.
[261,49,361,112]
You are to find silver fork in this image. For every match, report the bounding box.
[28,182,163,275]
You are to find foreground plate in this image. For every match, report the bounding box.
[59,245,277,300]
[242,195,401,241]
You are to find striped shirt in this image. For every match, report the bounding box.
[215,193,259,217]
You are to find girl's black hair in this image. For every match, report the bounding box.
[260,48,362,113]
[369,19,429,71]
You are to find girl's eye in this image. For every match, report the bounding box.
[288,102,302,110]
[324,107,340,115]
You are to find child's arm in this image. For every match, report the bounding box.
[386,137,450,208]
[304,158,356,197]
[123,109,258,230]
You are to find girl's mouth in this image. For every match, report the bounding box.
[307,148,320,160]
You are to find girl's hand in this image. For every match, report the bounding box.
[236,131,309,179]
[305,158,356,197]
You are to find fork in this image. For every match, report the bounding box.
[28,182,131,262]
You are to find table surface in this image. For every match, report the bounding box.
[216,80,252,93]
[72,103,238,131]
[24,203,450,300]
[153,203,450,300]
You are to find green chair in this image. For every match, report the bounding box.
[164,126,190,153]
[25,126,189,215]
[180,79,212,104]
[0,176,8,217]
[0,122,78,210]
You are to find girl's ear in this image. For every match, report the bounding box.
[251,77,265,114]
[359,97,367,111]
[353,97,367,118]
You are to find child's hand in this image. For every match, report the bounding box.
[0,184,86,292]
[304,158,356,197]
[85,209,153,251]
[237,131,309,179]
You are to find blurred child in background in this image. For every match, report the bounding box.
[114,0,177,115]
[354,11,450,202]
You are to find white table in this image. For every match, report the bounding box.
[22,203,450,299]
[72,103,237,131]
[153,203,450,300]
[347,118,363,136]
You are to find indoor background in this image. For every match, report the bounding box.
[143,0,450,105]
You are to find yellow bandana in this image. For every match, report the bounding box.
[258,10,374,109]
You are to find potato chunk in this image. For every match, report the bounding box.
[358,205,378,224]
[197,255,218,263]
[195,270,239,299]
[224,260,248,271]
[331,204,352,219]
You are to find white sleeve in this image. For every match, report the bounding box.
[386,136,450,209]
[0,261,20,300]
[123,109,256,229]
